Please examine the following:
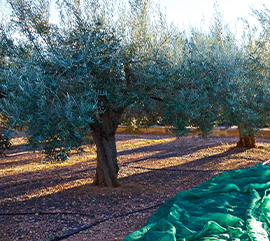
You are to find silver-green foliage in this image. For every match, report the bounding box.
[2,0,124,160]
[165,8,270,139]
[218,7,270,138]
[162,11,239,136]
[1,0,178,161]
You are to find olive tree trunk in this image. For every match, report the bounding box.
[90,106,125,187]
[91,129,120,187]
[237,134,256,148]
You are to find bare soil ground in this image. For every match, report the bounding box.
[1,134,270,241]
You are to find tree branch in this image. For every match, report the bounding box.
[150,96,163,102]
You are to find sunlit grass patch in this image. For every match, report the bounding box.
[0,153,97,177]
[0,177,94,203]
[118,138,176,148]
[1,136,174,178]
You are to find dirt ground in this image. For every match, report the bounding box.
[1,133,270,241]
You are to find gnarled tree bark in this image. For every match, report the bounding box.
[237,134,256,148]
[91,129,120,187]
[90,105,125,187]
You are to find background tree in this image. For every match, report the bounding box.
[215,8,270,147]
[167,7,270,147]
[162,10,237,137]
[0,27,14,155]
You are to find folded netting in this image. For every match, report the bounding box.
[123,163,270,241]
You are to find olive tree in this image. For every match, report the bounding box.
[168,8,270,147]
[163,12,238,137]
[1,0,188,187]
[216,8,270,147]
[0,27,14,155]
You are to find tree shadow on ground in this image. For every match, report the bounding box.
[165,146,252,170]
[117,136,234,157]
[0,137,227,191]
[0,137,246,203]
[0,142,250,206]
[0,156,41,168]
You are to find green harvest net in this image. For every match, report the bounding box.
[123,163,270,241]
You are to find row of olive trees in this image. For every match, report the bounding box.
[1,0,270,186]
[172,8,270,148]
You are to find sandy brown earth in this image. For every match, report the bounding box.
[1,134,270,241]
